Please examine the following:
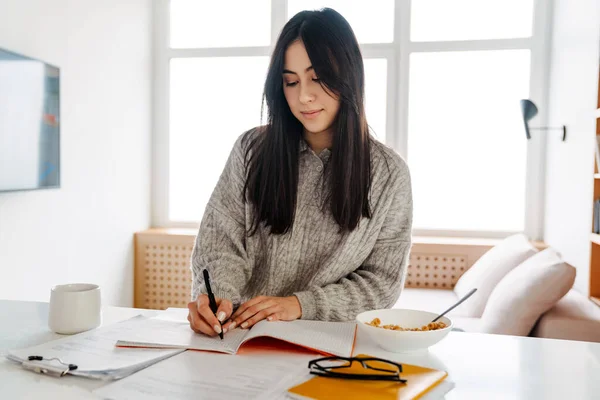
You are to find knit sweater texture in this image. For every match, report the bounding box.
[191,128,413,321]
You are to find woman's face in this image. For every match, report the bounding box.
[282,40,340,135]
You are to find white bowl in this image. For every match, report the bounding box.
[356,309,453,353]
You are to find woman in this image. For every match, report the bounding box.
[187,8,413,337]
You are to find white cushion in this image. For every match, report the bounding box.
[453,233,538,317]
[479,248,576,336]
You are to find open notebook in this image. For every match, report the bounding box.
[115,312,357,358]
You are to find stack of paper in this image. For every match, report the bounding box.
[94,348,314,400]
[6,316,183,380]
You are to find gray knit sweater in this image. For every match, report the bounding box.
[191,128,413,322]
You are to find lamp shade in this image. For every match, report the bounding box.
[520,99,538,139]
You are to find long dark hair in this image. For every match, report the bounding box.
[244,8,372,235]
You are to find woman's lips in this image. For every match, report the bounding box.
[301,109,323,119]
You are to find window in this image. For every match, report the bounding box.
[410,0,534,42]
[169,57,268,222]
[154,0,550,239]
[408,50,531,233]
[170,1,271,48]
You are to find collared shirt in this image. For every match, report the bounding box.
[298,138,331,206]
[191,128,413,321]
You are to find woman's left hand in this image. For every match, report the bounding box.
[222,295,302,331]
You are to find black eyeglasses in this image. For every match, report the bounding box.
[308,356,407,383]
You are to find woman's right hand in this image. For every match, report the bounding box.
[187,294,233,337]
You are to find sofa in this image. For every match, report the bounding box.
[393,234,600,343]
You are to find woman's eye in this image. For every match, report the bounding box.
[284,79,318,87]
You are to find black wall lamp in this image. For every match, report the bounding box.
[520,99,567,141]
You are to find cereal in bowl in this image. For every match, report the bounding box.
[366,317,447,331]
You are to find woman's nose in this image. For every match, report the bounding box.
[299,84,315,104]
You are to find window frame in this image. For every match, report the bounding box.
[152,0,553,240]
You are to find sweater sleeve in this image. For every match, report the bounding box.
[190,132,252,307]
[293,160,413,321]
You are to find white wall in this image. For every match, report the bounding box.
[0,0,152,306]
[544,0,600,295]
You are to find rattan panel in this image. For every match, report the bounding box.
[135,233,195,310]
[405,252,469,290]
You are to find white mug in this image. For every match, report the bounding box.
[48,283,102,334]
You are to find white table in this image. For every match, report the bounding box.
[2,299,600,399]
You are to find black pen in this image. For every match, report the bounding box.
[202,269,223,340]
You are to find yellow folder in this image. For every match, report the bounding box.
[287,354,448,400]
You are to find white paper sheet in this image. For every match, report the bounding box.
[7,316,183,379]
[94,349,314,400]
